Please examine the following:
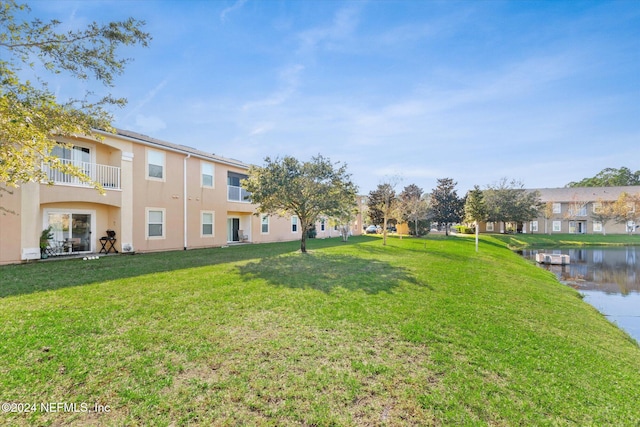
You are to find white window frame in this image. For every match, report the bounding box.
[146,149,165,181]
[201,162,214,188]
[261,214,269,234]
[577,205,587,217]
[592,202,602,213]
[531,221,538,232]
[486,222,494,232]
[552,203,561,214]
[552,220,561,232]
[593,221,603,232]
[291,216,298,233]
[201,211,214,237]
[146,208,166,239]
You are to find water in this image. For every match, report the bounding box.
[519,247,640,343]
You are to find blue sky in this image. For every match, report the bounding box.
[26,0,640,194]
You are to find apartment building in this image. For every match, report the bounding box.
[480,186,640,234]
[0,129,362,265]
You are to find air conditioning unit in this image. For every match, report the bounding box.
[121,243,134,253]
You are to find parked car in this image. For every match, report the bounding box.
[365,225,378,234]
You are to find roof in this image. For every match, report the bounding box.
[530,186,640,203]
[97,128,251,169]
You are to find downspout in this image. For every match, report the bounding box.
[184,154,191,250]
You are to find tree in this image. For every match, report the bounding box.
[367,182,397,245]
[429,178,463,236]
[242,155,358,253]
[591,199,616,235]
[398,184,429,237]
[0,1,150,193]
[612,192,640,234]
[542,201,554,235]
[484,178,541,232]
[464,185,487,252]
[567,167,640,187]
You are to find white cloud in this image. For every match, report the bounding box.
[220,0,248,23]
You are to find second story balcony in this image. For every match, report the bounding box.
[43,159,121,190]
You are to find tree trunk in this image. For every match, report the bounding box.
[414,218,418,237]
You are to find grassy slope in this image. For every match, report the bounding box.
[0,235,638,426]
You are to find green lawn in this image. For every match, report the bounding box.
[491,232,640,249]
[1,235,639,426]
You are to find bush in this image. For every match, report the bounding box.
[453,225,475,234]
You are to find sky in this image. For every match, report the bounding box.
[21,0,640,195]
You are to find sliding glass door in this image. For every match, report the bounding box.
[45,210,94,253]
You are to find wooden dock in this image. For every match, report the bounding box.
[536,253,570,265]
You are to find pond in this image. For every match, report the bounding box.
[519,247,640,344]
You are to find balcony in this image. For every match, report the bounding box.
[227,185,251,203]
[43,159,121,190]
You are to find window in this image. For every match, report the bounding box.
[593,221,602,232]
[202,212,214,237]
[320,219,326,232]
[147,208,165,238]
[531,221,538,232]
[593,202,602,213]
[552,220,561,232]
[486,222,494,232]
[552,203,561,214]
[202,162,214,188]
[291,216,298,233]
[577,205,587,217]
[147,150,165,180]
[261,215,269,234]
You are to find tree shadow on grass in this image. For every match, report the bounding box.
[238,252,431,294]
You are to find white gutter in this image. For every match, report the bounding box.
[184,154,191,250]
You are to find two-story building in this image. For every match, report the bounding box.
[0,129,362,265]
[480,186,640,235]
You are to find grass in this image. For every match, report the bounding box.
[491,232,640,250]
[1,234,639,426]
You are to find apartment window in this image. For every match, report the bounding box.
[202,163,214,188]
[593,221,602,232]
[552,220,561,232]
[146,208,165,239]
[531,221,538,232]
[552,203,561,214]
[261,215,269,234]
[486,222,494,232]
[320,219,326,232]
[577,205,587,217]
[147,150,165,180]
[202,211,214,237]
[291,216,298,233]
[593,202,602,213]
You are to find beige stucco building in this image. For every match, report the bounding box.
[0,129,363,265]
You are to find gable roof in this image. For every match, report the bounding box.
[96,128,251,169]
[531,186,640,203]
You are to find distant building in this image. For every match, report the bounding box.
[478,186,640,234]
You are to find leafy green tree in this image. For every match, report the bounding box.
[567,167,640,187]
[464,185,487,252]
[242,155,358,253]
[484,178,541,232]
[0,1,150,194]
[429,178,463,236]
[367,182,397,245]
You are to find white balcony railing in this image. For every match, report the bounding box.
[227,185,251,203]
[43,159,121,190]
